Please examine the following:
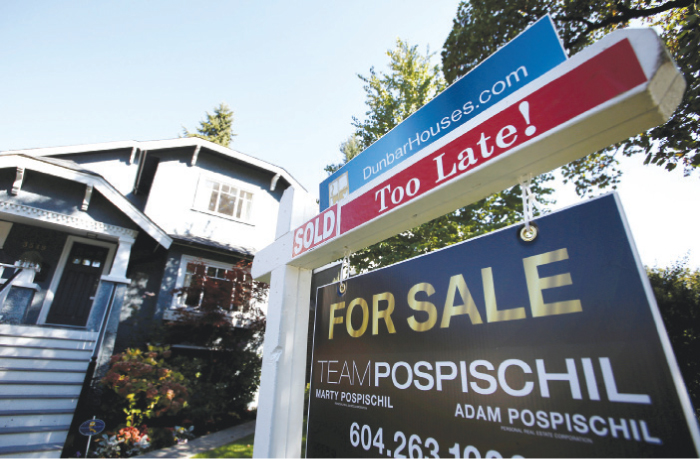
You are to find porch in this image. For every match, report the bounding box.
[0,257,125,458]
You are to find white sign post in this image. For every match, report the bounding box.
[252,28,685,458]
[252,187,317,458]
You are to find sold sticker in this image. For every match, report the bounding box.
[292,204,339,257]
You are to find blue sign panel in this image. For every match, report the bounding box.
[79,418,106,437]
[319,16,567,210]
[306,194,700,457]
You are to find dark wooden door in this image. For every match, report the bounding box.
[46,242,109,327]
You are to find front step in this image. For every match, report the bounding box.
[0,412,74,430]
[0,425,70,448]
[0,336,94,350]
[0,324,98,457]
[0,409,75,426]
[0,381,83,396]
[0,345,93,360]
[0,356,90,371]
[0,442,63,458]
[0,367,86,383]
[0,395,79,411]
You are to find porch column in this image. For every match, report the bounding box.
[104,236,135,282]
[90,235,136,375]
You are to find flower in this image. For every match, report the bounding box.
[117,426,144,442]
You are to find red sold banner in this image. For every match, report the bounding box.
[341,39,646,234]
[292,204,339,257]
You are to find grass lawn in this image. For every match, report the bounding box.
[191,430,306,458]
[192,433,255,458]
[194,389,308,459]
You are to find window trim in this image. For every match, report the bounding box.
[166,254,263,326]
[169,254,241,310]
[192,174,257,224]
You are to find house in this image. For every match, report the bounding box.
[0,138,304,457]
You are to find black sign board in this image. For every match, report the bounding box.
[305,194,699,457]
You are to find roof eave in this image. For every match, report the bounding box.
[0,138,306,193]
[0,154,173,249]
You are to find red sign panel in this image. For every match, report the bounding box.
[340,39,647,234]
[292,204,339,257]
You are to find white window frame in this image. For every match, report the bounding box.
[166,254,263,327]
[192,174,257,224]
[169,254,239,310]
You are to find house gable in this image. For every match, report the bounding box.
[0,154,171,248]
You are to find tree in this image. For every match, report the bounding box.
[325,134,363,175]
[332,39,554,272]
[163,260,267,431]
[352,39,447,148]
[647,259,700,421]
[183,102,236,147]
[442,0,699,196]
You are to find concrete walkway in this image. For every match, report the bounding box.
[134,421,256,458]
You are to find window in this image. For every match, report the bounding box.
[179,262,233,309]
[195,177,254,222]
[173,257,250,311]
[167,255,264,327]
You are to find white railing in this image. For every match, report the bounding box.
[0,262,40,321]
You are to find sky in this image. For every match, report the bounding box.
[1,1,698,270]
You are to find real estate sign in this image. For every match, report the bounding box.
[305,194,700,457]
[318,16,567,211]
[339,37,644,233]
[251,17,688,459]
[286,27,685,264]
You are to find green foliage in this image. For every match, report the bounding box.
[93,346,192,456]
[167,351,261,432]
[351,179,552,272]
[163,260,267,431]
[192,433,255,458]
[647,259,700,420]
[173,425,196,444]
[91,262,266,456]
[325,134,364,175]
[442,0,699,196]
[633,7,699,176]
[183,102,236,147]
[92,426,151,458]
[147,426,182,452]
[167,260,267,348]
[334,38,554,272]
[100,345,189,428]
[352,39,446,150]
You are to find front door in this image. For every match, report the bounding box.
[45,242,109,327]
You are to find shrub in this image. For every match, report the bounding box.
[92,426,151,458]
[163,260,267,432]
[87,260,267,457]
[100,345,189,427]
[648,259,700,421]
[168,347,261,433]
